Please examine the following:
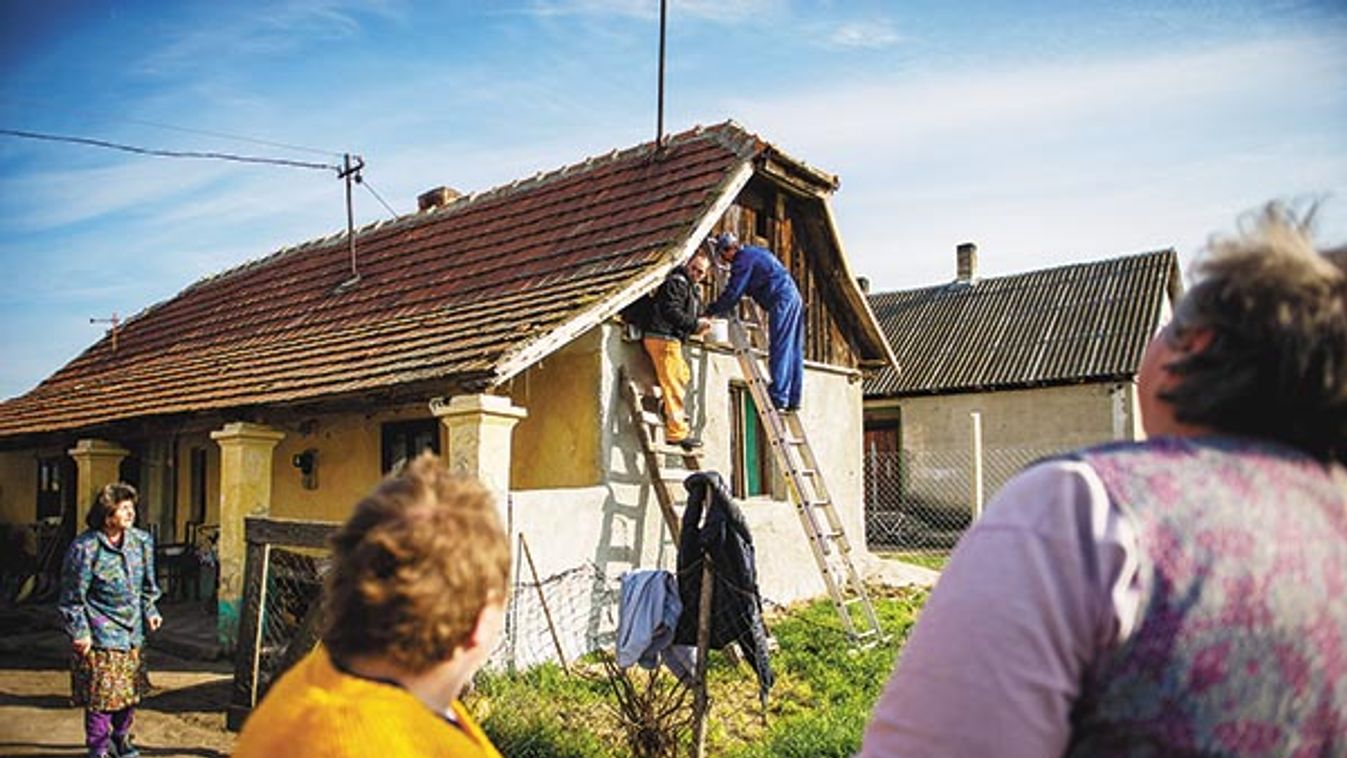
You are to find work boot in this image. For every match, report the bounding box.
[111,734,140,758]
[678,437,703,451]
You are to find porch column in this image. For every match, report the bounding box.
[68,439,130,530]
[211,422,285,650]
[431,394,527,502]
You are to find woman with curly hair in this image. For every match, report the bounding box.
[60,482,163,758]
[861,204,1347,757]
[234,452,510,758]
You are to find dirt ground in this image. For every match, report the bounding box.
[0,607,236,758]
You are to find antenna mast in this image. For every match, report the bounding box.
[656,0,667,150]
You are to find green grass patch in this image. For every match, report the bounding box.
[468,585,930,757]
[875,549,950,572]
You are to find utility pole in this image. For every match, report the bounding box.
[90,313,121,353]
[337,153,366,289]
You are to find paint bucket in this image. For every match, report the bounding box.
[709,318,729,344]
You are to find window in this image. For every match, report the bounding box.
[730,384,771,498]
[36,456,72,521]
[381,419,440,474]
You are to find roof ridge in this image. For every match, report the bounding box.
[869,247,1177,299]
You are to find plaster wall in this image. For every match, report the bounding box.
[0,449,36,525]
[503,322,871,667]
[509,330,603,490]
[173,434,221,540]
[266,405,440,523]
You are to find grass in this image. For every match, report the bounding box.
[875,549,950,572]
[467,585,930,757]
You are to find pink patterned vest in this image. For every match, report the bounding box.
[1067,437,1347,757]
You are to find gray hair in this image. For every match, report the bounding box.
[1163,202,1347,463]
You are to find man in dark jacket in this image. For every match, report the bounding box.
[643,253,711,449]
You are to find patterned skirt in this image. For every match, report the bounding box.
[70,647,150,712]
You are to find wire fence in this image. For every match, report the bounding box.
[864,445,1067,562]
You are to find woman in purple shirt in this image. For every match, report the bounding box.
[860,204,1347,757]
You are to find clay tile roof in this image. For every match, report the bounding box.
[865,249,1181,397]
[0,122,774,438]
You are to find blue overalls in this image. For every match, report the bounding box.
[706,245,805,410]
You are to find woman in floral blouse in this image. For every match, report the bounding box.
[59,482,163,758]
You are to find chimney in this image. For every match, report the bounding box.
[857,276,870,294]
[418,186,461,212]
[956,242,978,281]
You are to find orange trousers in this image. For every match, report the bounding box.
[642,336,691,443]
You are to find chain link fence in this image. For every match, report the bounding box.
[864,445,1067,564]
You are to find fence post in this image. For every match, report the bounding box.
[226,524,270,731]
[692,556,715,758]
[969,412,984,521]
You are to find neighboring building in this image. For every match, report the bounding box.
[863,244,1181,545]
[0,122,895,649]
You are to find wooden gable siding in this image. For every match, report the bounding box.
[709,177,861,370]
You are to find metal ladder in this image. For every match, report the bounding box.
[725,314,884,646]
[618,366,702,543]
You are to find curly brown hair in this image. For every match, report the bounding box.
[1164,203,1347,463]
[321,453,510,672]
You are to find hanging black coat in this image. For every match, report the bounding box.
[674,471,774,699]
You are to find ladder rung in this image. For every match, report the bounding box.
[661,470,695,482]
[652,444,703,458]
[638,410,663,426]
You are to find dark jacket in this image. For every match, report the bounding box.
[674,471,774,700]
[645,267,702,340]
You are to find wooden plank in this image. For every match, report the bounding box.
[245,516,338,548]
[227,540,271,731]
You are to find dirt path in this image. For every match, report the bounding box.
[0,610,236,758]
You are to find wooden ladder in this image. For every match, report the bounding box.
[725,315,884,646]
[619,366,703,542]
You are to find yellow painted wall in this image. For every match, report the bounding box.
[0,449,37,525]
[266,406,440,524]
[509,330,603,489]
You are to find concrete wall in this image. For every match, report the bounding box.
[869,380,1140,512]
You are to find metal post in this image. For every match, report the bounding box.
[520,533,570,675]
[692,556,714,758]
[969,411,984,521]
[655,0,667,150]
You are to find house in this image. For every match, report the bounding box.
[0,122,897,649]
[863,244,1181,546]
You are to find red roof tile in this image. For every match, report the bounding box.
[1,123,772,438]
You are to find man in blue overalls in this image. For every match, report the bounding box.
[704,232,805,411]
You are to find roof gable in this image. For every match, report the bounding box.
[866,249,1181,397]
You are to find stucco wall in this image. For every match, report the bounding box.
[0,449,37,525]
[173,433,221,540]
[506,322,871,665]
[509,330,604,490]
[267,405,441,523]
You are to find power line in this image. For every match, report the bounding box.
[0,128,340,172]
[122,117,345,159]
[360,178,400,219]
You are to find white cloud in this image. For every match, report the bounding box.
[825,20,901,49]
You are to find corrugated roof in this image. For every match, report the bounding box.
[865,249,1181,397]
[0,123,779,438]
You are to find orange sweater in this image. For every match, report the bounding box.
[233,648,501,758]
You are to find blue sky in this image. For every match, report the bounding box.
[2,0,1345,400]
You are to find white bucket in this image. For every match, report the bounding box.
[708,318,729,344]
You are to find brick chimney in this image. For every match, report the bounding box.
[956,242,978,282]
[418,186,462,212]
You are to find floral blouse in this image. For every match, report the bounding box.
[59,528,162,650]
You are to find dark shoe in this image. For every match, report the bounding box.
[678,437,703,451]
[112,734,140,758]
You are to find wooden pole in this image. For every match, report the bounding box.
[692,556,714,758]
[519,533,570,675]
